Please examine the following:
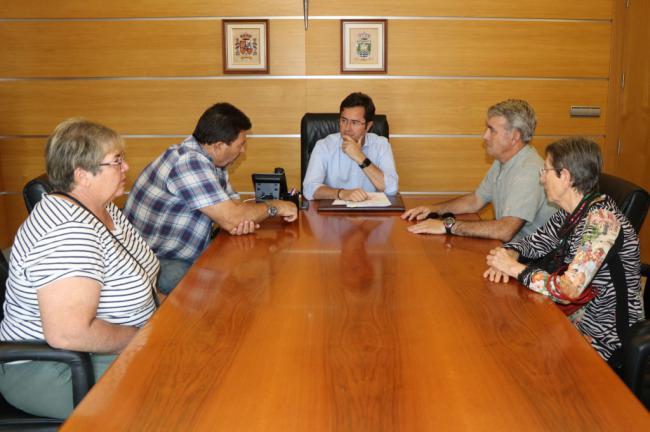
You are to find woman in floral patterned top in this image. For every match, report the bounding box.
[484,137,644,364]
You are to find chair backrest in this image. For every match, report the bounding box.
[0,253,7,322]
[622,318,650,410]
[300,113,389,187]
[598,173,650,234]
[23,174,53,214]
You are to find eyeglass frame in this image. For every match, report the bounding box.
[98,153,126,168]
[338,115,367,128]
[539,167,561,176]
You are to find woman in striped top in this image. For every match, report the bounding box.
[484,137,644,365]
[0,119,160,419]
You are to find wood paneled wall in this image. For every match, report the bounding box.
[0,1,615,247]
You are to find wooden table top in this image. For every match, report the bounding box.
[62,195,650,431]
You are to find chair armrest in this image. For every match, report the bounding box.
[0,341,94,406]
[623,320,650,397]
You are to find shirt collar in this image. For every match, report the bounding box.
[182,135,210,157]
[181,136,227,174]
[500,144,533,170]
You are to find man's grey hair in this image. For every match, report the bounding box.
[487,99,537,144]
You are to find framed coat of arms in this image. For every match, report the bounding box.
[341,20,387,73]
[222,20,269,74]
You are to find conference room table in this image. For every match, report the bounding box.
[62,195,650,431]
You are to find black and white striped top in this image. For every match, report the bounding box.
[0,194,159,342]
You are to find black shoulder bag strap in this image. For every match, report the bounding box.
[604,229,627,370]
[54,192,160,308]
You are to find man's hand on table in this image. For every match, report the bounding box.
[229,220,260,235]
[407,219,445,235]
[276,200,298,222]
[339,188,368,202]
[401,205,435,221]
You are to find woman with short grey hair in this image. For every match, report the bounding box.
[485,137,643,366]
[0,118,160,419]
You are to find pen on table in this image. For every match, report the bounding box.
[289,187,296,195]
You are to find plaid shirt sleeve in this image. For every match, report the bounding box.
[167,152,232,210]
[219,168,240,200]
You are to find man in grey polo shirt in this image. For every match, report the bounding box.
[402,99,556,242]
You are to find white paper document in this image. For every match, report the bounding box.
[332,192,392,207]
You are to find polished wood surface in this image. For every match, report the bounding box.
[0,19,608,78]
[61,196,649,431]
[307,20,610,77]
[0,1,617,250]
[0,79,606,136]
[607,0,650,262]
[1,0,611,20]
[0,20,306,77]
[309,0,612,20]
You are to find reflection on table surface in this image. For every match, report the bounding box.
[62,196,650,431]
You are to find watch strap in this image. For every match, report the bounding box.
[444,216,456,235]
[358,158,372,169]
[263,200,278,217]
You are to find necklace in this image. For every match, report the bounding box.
[552,192,600,268]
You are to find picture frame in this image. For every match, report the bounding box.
[222,19,269,74]
[341,19,387,74]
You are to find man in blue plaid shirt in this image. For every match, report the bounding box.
[124,103,297,293]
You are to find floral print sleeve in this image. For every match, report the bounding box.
[525,208,621,303]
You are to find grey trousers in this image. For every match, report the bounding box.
[157,258,193,294]
[0,353,116,420]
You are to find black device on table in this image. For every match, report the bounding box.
[252,167,302,209]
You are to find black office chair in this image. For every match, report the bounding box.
[300,113,389,187]
[623,313,650,409]
[23,174,53,214]
[0,253,95,430]
[598,173,650,234]
[597,174,650,409]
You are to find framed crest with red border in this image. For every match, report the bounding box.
[341,20,387,74]
[222,20,269,74]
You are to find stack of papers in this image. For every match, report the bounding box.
[332,192,392,208]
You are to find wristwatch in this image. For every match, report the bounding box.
[443,215,456,235]
[263,201,278,217]
[358,158,372,169]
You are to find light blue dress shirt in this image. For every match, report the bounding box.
[302,132,399,200]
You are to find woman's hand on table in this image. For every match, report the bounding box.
[484,247,525,282]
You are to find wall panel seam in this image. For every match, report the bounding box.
[0,16,611,23]
[0,76,610,82]
[0,134,607,140]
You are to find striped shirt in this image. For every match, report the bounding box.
[0,194,159,342]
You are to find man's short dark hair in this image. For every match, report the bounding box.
[339,92,376,123]
[192,102,252,145]
[545,136,602,194]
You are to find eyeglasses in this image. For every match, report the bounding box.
[539,167,559,176]
[99,154,126,168]
[339,116,366,128]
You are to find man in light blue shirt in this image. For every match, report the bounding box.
[302,92,399,201]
